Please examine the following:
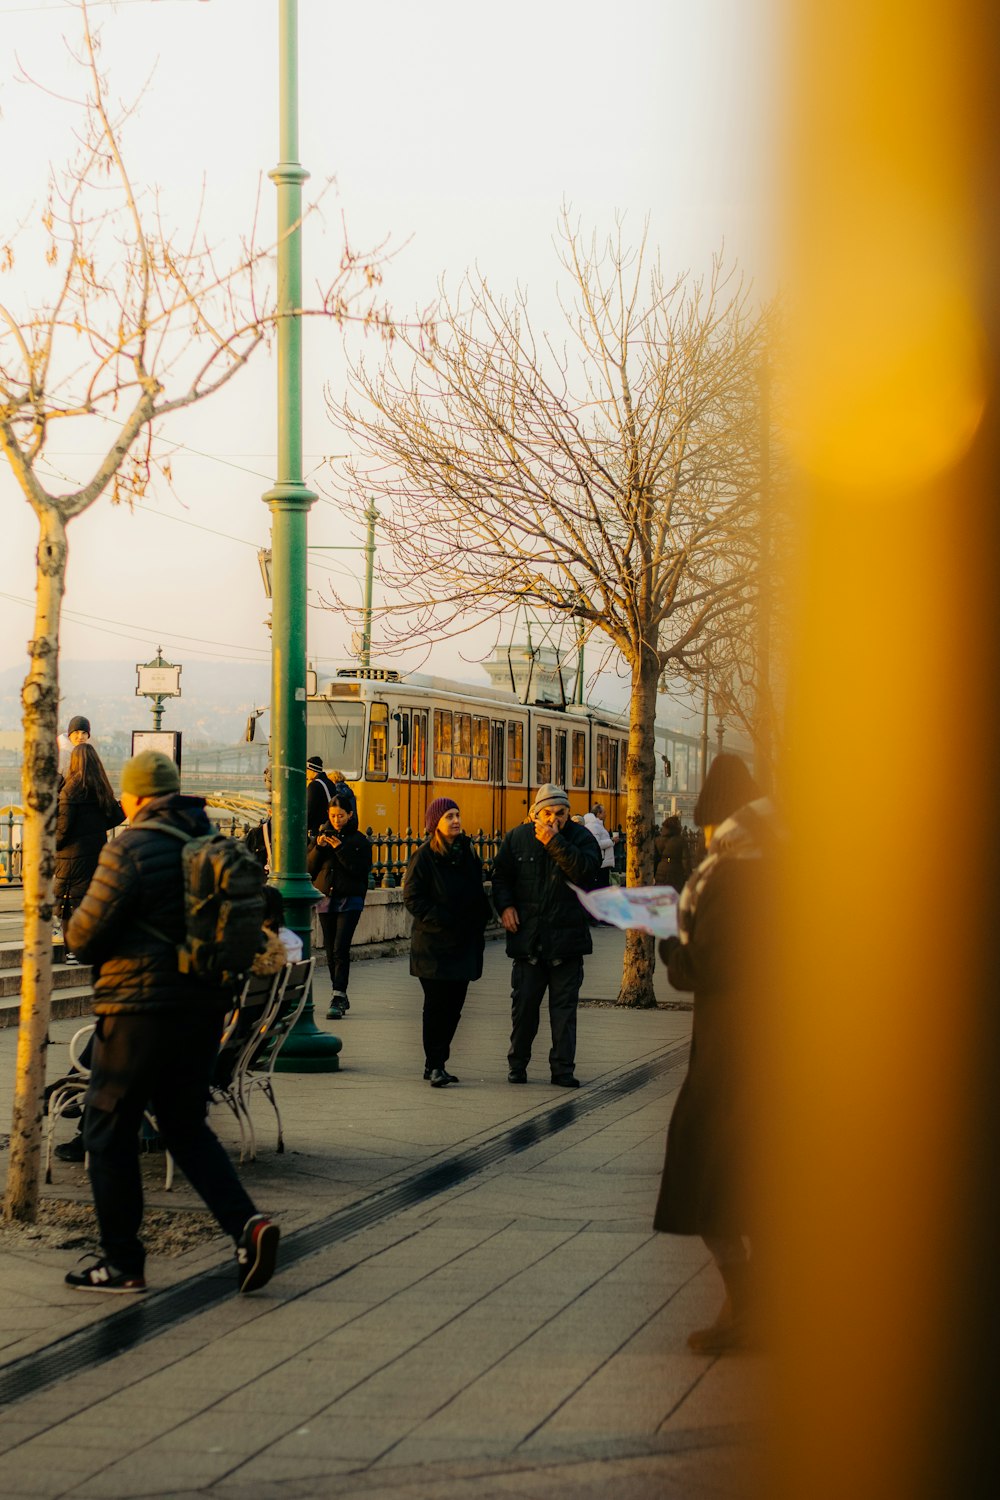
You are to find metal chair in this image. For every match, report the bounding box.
[45,1022,175,1190]
[235,957,315,1161]
[44,1024,94,1185]
[210,966,286,1161]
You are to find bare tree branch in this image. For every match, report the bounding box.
[325,213,765,1006]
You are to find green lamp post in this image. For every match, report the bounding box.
[263,0,339,1071]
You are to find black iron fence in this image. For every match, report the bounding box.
[0,808,22,885]
[0,811,628,893]
[364,827,505,888]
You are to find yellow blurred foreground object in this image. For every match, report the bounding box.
[759,2,1000,1498]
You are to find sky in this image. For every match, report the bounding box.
[0,0,775,729]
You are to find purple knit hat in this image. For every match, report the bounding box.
[425,796,459,834]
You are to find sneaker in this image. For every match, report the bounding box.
[54,1134,86,1163]
[65,1258,146,1294]
[236,1215,280,1295]
[63,952,80,966]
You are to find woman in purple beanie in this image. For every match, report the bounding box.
[402,797,492,1087]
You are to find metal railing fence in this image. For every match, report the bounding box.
[0,812,629,893]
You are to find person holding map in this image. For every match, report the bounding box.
[652,753,770,1356]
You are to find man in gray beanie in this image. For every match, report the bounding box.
[64,750,279,1297]
[490,783,602,1087]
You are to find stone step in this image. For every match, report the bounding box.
[0,939,82,970]
[0,985,94,1029]
[0,941,28,970]
[0,961,93,999]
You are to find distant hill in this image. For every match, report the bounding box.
[0,659,270,746]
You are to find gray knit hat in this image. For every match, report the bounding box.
[121,750,180,797]
[529,783,570,816]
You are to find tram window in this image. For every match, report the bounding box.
[572,730,587,788]
[507,721,524,783]
[596,734,610,789]
[555,730,567,788]
[394,710,409,776]
[536,725,552,785]
[454,713,472,779]
[366,701,389,781]
[610,739,621,791]
[412,712,427,778]
[472,716,490,781]
[307,700,364,780]
[434,709,453,778]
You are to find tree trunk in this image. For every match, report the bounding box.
[617,645,660,1008]
[4,510,67,1223]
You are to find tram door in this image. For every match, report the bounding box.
[608,738,622,828]
[390,708,422,835]
[400,710,428,835]
[491,719,506,836]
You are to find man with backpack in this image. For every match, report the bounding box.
[305,755,337,838]
[65,749,279,1296]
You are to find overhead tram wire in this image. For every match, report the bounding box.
[0,589,270,664]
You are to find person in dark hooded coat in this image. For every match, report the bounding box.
[653,813,690,893]
[654,753,770,1355]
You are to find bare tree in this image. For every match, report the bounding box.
[328,213,764,1007]
[1,2,393,1223]
[667,346,788,793]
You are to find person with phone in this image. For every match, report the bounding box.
[307,794,372,1020]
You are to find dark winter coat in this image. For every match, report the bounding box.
[65,794,226,1015]
[490,819,602,962]
[653,826,689,893]
[306,771,336,838]
[403,834,492,981]
[306,813,372,901]
[307,773,358,838]
[652,800,772,1239]
[54,788,125,905]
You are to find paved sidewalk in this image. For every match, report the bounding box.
[0,932,762,1498]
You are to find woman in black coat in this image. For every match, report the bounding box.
[403,797,492,1088]
[653,814,690,893]
[307,795,372,1021]
[654,753,766,1356]
[54,743,125,946]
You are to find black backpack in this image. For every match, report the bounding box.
[139,824,267,984]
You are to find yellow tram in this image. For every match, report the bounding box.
[306,668,706,837]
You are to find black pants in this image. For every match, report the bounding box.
[83,1011,257,1276]
[318,907,364,995]
[507,958,584,1078]
[420,978,469,1071]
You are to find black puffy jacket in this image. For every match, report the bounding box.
[490,819,602,962]
[66,794,225,1014]
[403,835,492,981]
